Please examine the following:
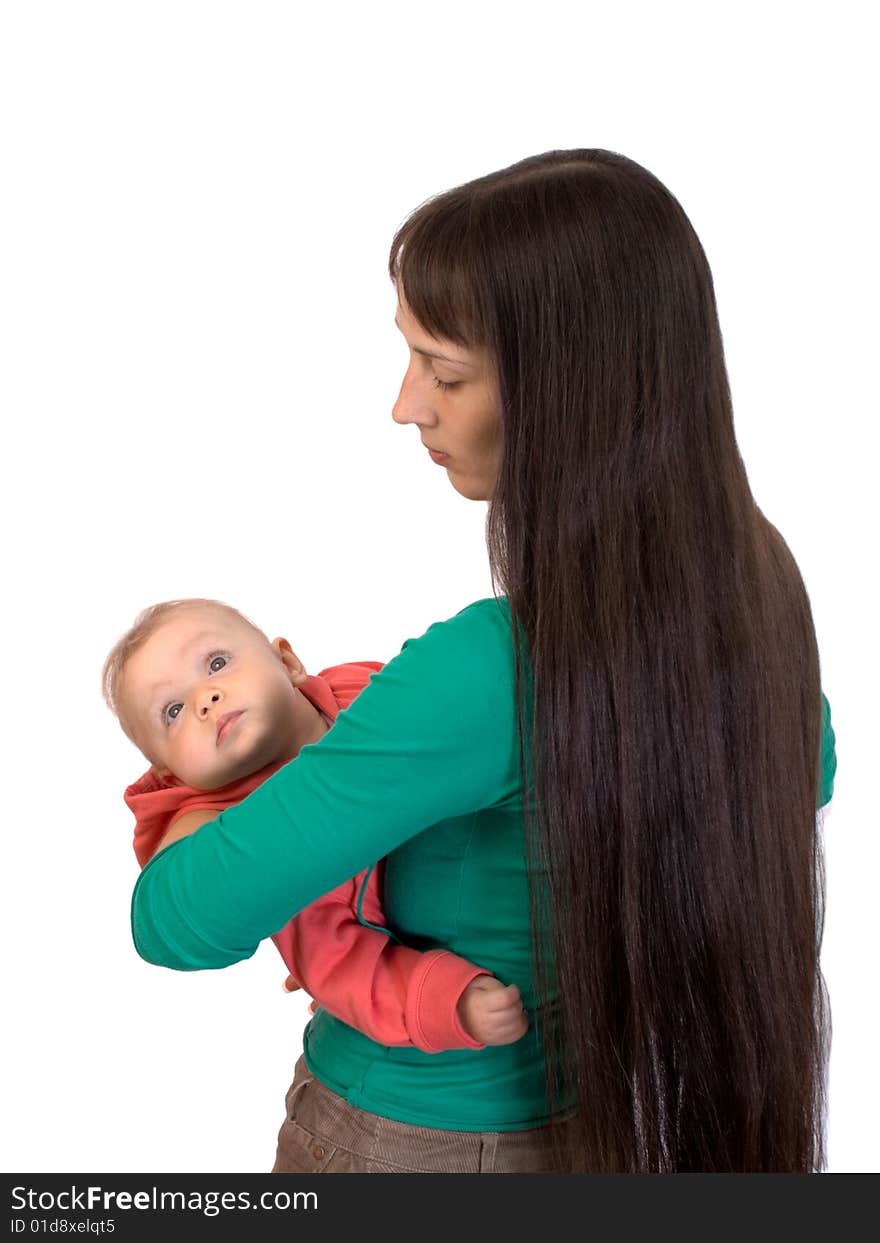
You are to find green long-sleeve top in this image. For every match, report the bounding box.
[131,597,838,1131]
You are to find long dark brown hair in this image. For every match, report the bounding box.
[390,150,829,1172]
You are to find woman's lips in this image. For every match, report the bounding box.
[427,448,450,464]
[216,710,245,745]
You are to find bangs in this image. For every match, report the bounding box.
[389,197,487,348]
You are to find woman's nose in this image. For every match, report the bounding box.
[197,687,224,717]
[392,368,435,428]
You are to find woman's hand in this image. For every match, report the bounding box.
[457,977,528,1045]
[283,974,318,1014]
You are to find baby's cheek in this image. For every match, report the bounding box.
[176,738,215,787]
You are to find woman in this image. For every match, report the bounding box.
[132,149,837,1173]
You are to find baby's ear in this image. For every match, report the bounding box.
[272,637,308,686]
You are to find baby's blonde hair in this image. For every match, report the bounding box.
[102,598,267,746]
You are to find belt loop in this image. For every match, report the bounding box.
[286,1061,314,1120]
[478,1132,499,1172]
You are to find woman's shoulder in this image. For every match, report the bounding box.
[418,594,510,631]
[439,594,511,631]
[399,596,514,666]
[360,596,518,716]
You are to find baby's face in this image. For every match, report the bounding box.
[120,606,307,789]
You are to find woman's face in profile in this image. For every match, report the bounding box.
[392,293,502,502]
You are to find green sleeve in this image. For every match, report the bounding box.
[818,691,836,808]
[131,599,519,971]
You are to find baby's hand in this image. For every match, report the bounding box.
[457,976,528,1046]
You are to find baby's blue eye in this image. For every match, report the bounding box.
[209,655,228,673]
[164,703,183,725]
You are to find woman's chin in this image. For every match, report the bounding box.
[447,469,492,503]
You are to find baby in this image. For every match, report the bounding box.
[104,598,528,1051]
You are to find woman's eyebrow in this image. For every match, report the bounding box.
[394,315,471,367]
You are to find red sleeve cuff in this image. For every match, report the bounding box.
[404,950,492,1052]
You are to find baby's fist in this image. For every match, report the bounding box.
[457,976,528,1046]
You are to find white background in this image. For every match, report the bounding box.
[1,1,876,1174]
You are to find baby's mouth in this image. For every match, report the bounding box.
[216,710,245,745]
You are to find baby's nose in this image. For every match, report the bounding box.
[198,689,223,717]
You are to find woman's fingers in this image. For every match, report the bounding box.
[282,975,318,1015]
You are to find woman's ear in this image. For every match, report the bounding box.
[272,637,308,686]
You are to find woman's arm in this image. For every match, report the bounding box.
[147,784,496,1048]
[818,692,836,808]
[131,599,519,970]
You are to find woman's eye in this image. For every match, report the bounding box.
[209,655,228,673]
[164,703,183,725]
[432,376,458,392]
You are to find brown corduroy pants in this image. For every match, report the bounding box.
[271,1056,565,1174]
